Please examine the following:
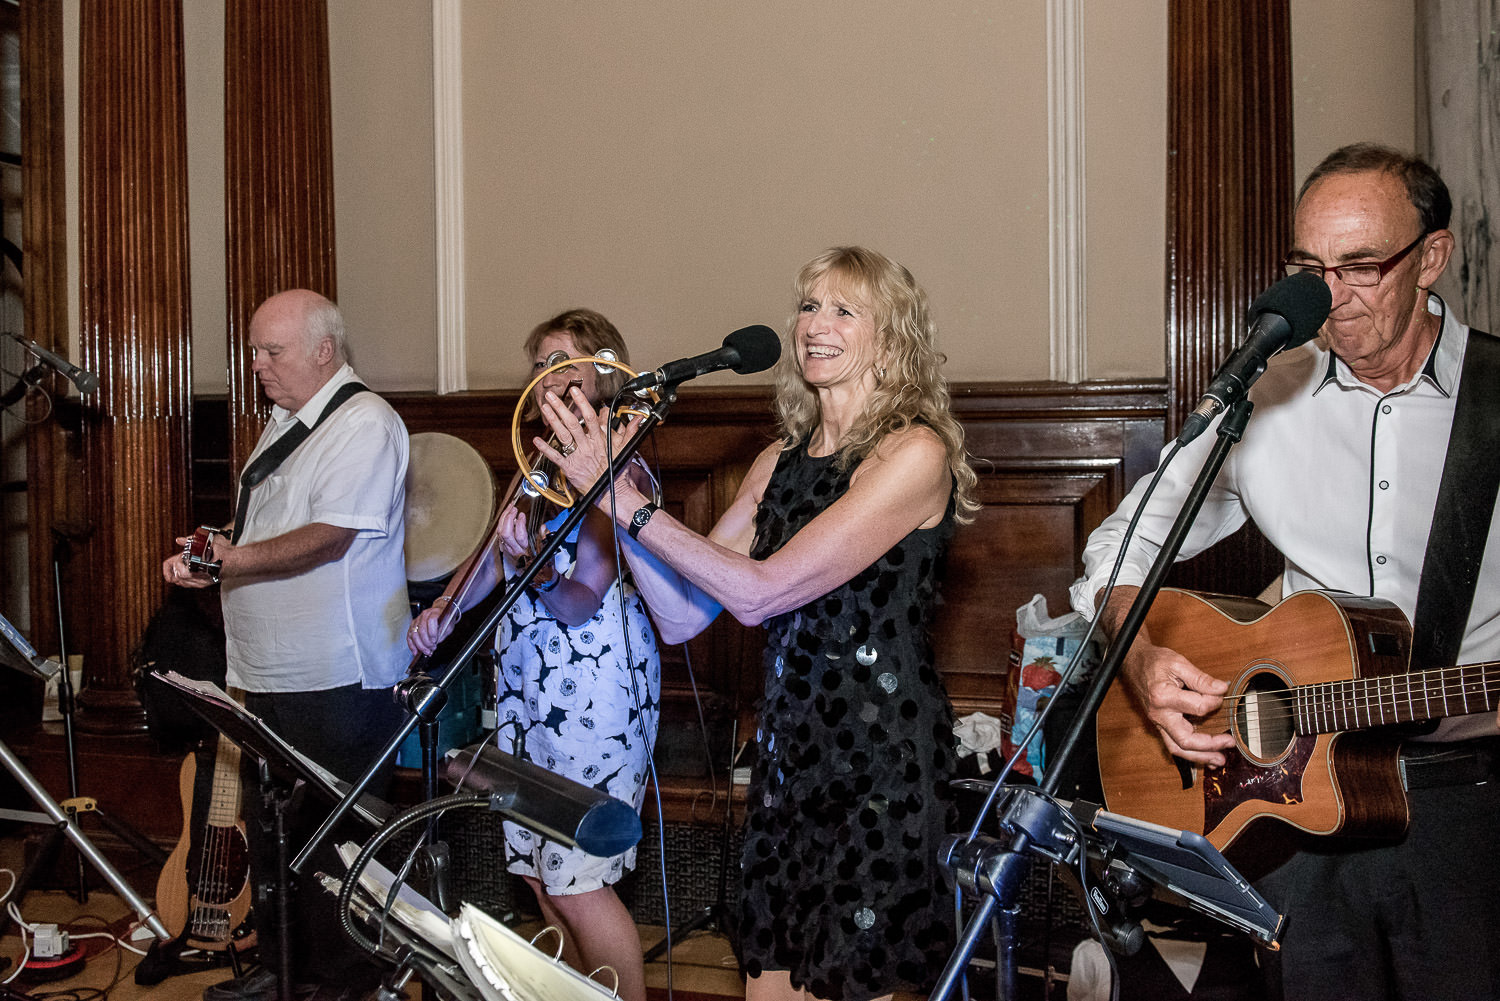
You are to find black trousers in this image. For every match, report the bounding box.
[1256,778,1500,1001]
[242,683,406,987]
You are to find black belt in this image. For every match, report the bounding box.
[1399,736,1500,790]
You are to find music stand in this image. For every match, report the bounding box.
[319,846,479,1001]
[0,611,61,684]
[150,672,392,830]
[0,614,170,943]
[152,671,391,1001]
[1080,803,1281,945]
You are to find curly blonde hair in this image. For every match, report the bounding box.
[772,246,978,522]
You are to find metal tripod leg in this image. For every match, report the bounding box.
[0,737,171,941]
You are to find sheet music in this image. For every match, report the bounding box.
[335,842,455,957]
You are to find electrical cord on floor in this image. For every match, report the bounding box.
[2,902,32,985]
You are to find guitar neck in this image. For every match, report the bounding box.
[1298,661,1500,734]
[206,734,243,827]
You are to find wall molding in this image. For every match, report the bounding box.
[433,0,466,393]
[1047,0,1086,383]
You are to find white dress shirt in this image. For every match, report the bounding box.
[221,364,412,693]
[1071,296,1500,740]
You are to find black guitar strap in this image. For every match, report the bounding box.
[1411,327,1500,670]
[229,381,369,542]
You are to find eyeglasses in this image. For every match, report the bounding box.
[1281,232,1428,288]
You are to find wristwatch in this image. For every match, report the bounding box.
[628,502,659,540]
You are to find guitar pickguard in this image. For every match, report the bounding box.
[1203,732,1316,834]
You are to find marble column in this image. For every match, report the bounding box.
[1419,0,1499,335]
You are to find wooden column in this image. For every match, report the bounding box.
[1164,0,1292,594]
[20,0,70,668]
[74,0,193,731]
[224,0,337,473]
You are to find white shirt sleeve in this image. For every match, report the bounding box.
[1068,427,1252,619]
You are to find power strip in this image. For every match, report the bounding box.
[32,924,70,959]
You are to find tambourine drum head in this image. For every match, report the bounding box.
[405,432,497,583]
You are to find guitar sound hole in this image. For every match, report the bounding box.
[1233,669,1296,764]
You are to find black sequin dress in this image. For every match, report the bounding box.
[740,439,959,1001]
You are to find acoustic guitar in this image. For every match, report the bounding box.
[154,727,255,950]
[1096,588,1500,853]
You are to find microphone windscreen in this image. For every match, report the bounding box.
[725,325,782,375]
[1249,271,1332,349]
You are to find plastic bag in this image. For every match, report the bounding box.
[1001,594,1095,781]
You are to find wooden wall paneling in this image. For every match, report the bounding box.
[73,0,193,731]
[939,384,1167,714]
[224,0,337,475]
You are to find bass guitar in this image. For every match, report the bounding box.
[154,723,255,951]
[181,525,226,582]
[1096,588,1500,853]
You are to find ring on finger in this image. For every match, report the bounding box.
[559,440,576,457]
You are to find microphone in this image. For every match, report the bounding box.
[1177,271,1331,445]
[622,324,781,396]
[4,332,100,394]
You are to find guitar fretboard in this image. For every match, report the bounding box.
[207,735,243,827]
[1297,662,1500,734]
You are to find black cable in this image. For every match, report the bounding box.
[338,793,491,958]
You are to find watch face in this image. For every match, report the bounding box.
[632,506,652,528]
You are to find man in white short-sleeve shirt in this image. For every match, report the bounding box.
[162,289,411,1000]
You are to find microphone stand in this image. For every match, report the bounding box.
[930,399,1256,1001]
[292,386,679,877]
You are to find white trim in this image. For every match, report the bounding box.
[433,0,466,393]
[1047,0,1086,383]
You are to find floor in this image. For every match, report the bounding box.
[0,835,742,1001]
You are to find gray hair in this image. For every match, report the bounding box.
[304,295,348,363]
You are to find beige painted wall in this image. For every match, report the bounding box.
[459,2,1057,387]
[1291,1,1416,191]
[153,1,1415,392]
[328,0,438,390]
[1082,2,1168,380]
[186,2,227,396]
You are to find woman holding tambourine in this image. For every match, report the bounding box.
[407,308,661,1001]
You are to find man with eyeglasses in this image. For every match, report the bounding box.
[1071,143,1499,999]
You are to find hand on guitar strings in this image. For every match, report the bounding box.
[1123,636,1235,767]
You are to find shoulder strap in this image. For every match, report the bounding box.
[1411,328,1500,670]
[229,382,369,542]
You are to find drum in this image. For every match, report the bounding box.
[404,432,498,583]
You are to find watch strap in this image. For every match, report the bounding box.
[628,501,659,540]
